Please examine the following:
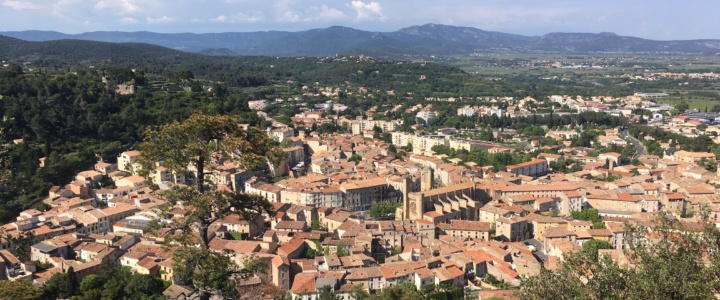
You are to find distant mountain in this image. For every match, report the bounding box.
[3,24,720,57]
[0,35,195,63]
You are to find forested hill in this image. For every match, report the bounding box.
[0,35,473,94]
[0,35,196,66]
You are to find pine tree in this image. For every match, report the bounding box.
[60,267,79,298]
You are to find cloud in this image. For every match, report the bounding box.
[94,0,140,14]
[51,0,82,17]
[211,15,227,22]
[146,15,173,24]
[316,5,347,21]
[2,0,40,10]
[278,11,300,22]
[119,17,140,24]
[212,12,264,23]
[349,0,383,20]
[301,5,349,22]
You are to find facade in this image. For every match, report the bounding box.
[415,110,437,125]
[399,181,477,222]
[117,150,141,173]
[438,220,491,240]
[350,119,400,135]
[495,217,528,242]
[506,159,548,177]
[340,178,398,211]
[672,150,716,163]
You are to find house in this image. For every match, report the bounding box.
[271,255,291,290]
[94,162,118,175]
[220,214,262,239]
[117,150,141,173]
[290,273,317,300]
[0,249,33,281]
[437,220,491,241]
[115,175,148,191]
[95,186,132,204]
[495,217,528,242]
[274,220,308,232]
[598,152,622,168]
[345,266,384,293]
[506,159,548,177]
[540,153,565,164]
[163,284,199,300]
[277,238,307,259]
[76,170,103,184]
[672,150,716,163]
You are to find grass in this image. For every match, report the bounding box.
[658,98,720,110]
[445,53,720,77]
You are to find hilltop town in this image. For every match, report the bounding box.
[2,83,720,299]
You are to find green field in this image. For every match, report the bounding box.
[658,98,720,110]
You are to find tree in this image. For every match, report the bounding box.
[518,213,720,300]
[349,153,363,164]
[390,245,403,256]
[443,284,464,300]
[139,113,284,299]
[375,283,424,300]
[43,272,65,299]
[318,285,341,300]
[582,239,613,261]
[124,274,166,299]
[62,267,79,298]
[311,220,321,230]
[348,285,371,300]
[517,252,628,300]
[388,144,397,153]
[336,242,350,257]
[279,139,294,148]
[80,274,103,293]
[140,114,286,192]
[0,280,42,300]
[549,209,559,217]
[403,142,413,152]
[368,203,398,218]
[570,208,605,229]
[79,274,105,300]
[158,189,274,299]
[1,230,34,261]
[674,101,690,113]
[306,247,317,259]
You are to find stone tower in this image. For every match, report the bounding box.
[420,167,434,192]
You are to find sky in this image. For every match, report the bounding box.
[0,0,716,40]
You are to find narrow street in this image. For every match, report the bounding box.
[621,130,648,158]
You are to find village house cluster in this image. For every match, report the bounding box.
[6,91,720,299]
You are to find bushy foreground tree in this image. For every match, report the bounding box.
[141,113,284,299]
[517,212,720,300]
[140,113,286,192]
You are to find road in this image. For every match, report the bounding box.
[620,130,647,158]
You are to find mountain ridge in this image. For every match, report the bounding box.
[2,24,720,57]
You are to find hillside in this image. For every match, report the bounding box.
[0,35,194,66]
[3,24,720,57]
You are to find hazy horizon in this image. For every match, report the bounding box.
[0,0,716,40]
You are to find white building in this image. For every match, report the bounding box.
[416,110,437,125]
